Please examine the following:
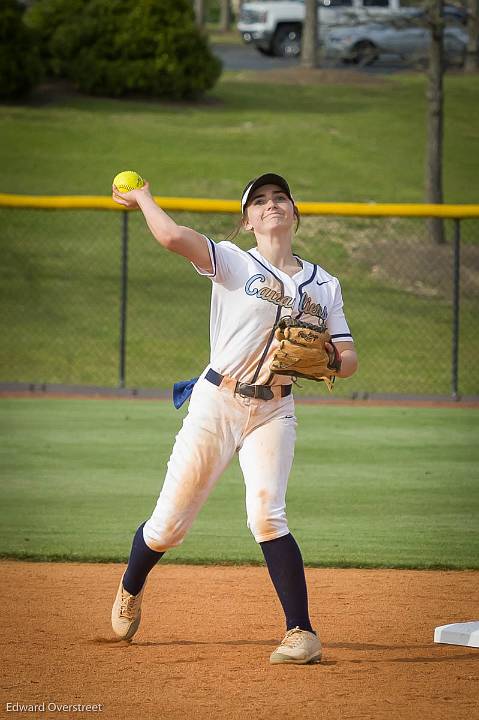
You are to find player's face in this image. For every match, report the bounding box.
[245,184,295,235]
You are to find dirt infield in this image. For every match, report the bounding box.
[2,563,478,720]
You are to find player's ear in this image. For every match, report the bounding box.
[242,213,253,232]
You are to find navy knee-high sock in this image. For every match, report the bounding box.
[122,522,164,596]
[260,533,314,634]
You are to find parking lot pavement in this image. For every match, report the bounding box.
[213,42,300,71]
[213,42,407,75]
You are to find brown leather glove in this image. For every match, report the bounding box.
[270,317,342,391]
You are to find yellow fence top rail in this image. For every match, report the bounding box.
[1,193,479,218]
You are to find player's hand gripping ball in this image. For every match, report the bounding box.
[113,171,145,193]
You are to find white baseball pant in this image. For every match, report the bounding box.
[143,376,297,550]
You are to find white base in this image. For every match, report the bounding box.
[434,621,479,648]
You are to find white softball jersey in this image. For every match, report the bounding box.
[195,238,353,386]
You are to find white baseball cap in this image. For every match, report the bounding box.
[241,173,294,213]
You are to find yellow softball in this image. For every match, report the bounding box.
[113,170,145,192]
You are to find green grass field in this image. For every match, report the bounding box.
[1,71,478,396]
[2,72,479,201]
[1,398,477,569]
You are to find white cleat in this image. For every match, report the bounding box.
[111,575,146,641]
[270,627,322,665]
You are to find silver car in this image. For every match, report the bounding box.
[324,17,468,66]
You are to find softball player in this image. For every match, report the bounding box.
[111,173,357,664]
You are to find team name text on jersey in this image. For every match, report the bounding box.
[244,274,328,320]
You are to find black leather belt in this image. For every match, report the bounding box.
[205,368,292,401]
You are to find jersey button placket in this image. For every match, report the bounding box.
[284,277,299,316]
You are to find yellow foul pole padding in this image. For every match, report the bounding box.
[0,193,479,218]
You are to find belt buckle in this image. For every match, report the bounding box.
[236,383,274,401]
[236,382,252,399]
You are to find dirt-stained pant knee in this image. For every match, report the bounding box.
[143,377,297,551]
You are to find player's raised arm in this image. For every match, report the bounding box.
[112,176,212,273]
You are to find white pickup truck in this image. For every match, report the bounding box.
[237,0,419,57]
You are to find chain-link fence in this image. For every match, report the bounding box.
[1,205,478,399]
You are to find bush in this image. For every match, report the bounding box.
[0,0,42,99]
[25,0,86,79]
[26,0,222,100]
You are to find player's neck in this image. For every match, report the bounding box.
[255,233,296,272]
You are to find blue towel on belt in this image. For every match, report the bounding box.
[172,377,199,409]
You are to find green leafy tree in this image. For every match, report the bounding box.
[26,0,222,99]
[25,0,87,78]
[0,0,42,99]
